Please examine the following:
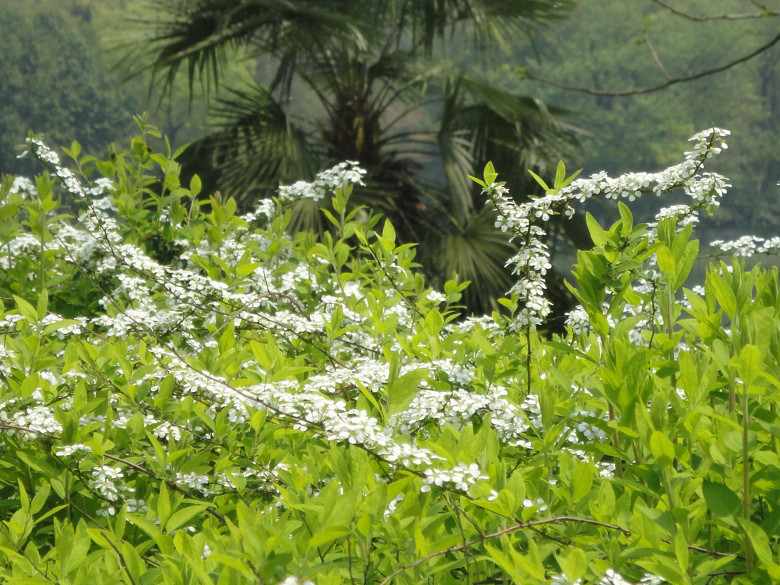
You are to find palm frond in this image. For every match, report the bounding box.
[195,80,320,202]
[122,0,365,97]
[444,73,580,193]
[437,83,477,221]
[370,0,574,54]
[427,207,515,313]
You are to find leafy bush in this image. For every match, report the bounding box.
[0,120,777,584]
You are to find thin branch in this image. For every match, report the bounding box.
[378,516,630,585]
[523,33,780,96]
[644,31,672,80]
[378,510,738,585]
[650,0,779,21]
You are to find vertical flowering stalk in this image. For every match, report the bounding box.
[478,128,730,335]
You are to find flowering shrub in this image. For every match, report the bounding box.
[0,120,777,584]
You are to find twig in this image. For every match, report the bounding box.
[523,33,780,96]
[644,31,672,80]
[650,0,779,21]
[378,511,739,584]
[377,516,630,585]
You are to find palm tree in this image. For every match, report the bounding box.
[122,0,587,317]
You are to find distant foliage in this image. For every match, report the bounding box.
[0,122,777,584]
[489,0,779,239]
[0,0,132,176]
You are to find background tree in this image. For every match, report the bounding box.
[124,0,590,316]
[0,0,134,177]
[0,0,213,178]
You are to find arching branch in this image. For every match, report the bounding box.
[650,0,779,21]
[521,33,780,97]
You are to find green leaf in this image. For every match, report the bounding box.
[17,480,29,512]
[308,528,349,549]
[30,484,50,515]
[617,201,633,233]
[650,431,675,466]
[468,175,487,188]
[484,543,519,577]
[381,219,396,247]
[545,341,597,364]
[560,548,587,583]
[190,174,202,196]
[709,273,737,318]
[585,213,608,247]
[739,519,773,566]
[701,480,740,517]
[559,168,582,189]
[738,344,761,385]
[483,161,497,185]
[210,554,255,578]
[165,505,206,534]
[13,295,37,323]
[387,369,427,415]
[656,245,676,276]
[527,169,549,192]
[157,483,171,529]
[674,528,689,573]
[36,290,48,319]
[571,462,593,501]
[554,160,566,188]
[42,319,80,336]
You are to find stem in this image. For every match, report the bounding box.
[665,286,677,390]
[526,326,532,396]
[608,403,624,479]
[38,198,47,293]
[663,468,676,511]
[742,380,753,572]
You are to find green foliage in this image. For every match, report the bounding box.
[0,130,778,584]
[125,0,584,314]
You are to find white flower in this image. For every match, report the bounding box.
[55,444,91,457]
[425,290,447,303]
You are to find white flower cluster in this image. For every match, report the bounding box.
[390,386,539,448]
[601,569,663,585]
[445,315,501,336]
[175,471,212,495]
[144,346,494,493]
[4,137,617,501]
[55,443,91,457]
[421,462,487,492]
[89,465,136,516]
[425,290,447,303]
[565,305,591,336]
[278,577,315,585]
[9,176,36,198]
[278,161,365,203]
[384,493,405,516]
[484,128,731,329]
[0,343,17,376]
[710,235,780,257]
[550,571,662,585]
[5,137,633,506]
[0,232,61,273]
[0,403,62,438]
[242,198,277,223]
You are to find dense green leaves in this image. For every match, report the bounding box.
[0,130,778,584]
